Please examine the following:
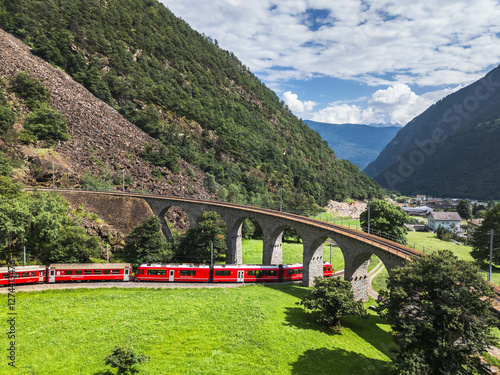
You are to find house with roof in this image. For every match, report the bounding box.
[402,206,433,216]
[467,218,484,242]
[427,212,462,232]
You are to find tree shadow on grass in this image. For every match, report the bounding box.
[264,283,310,300]
[341,313,396,358]
[93,370,113,375]
[291,347,392,375]
[283,306,341,335]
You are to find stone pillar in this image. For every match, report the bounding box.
[226,220,243,265]
[302,237,325,287]
[344,252,371,302]
[262,227,284,265]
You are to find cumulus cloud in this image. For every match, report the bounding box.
[312,83,440,125]
[163,0,500,87]
[283,91,317,113]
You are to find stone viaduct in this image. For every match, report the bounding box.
[45,190,423,301]
[137,193,421,301]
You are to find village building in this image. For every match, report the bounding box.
[427,212,462,232]
[467,218,484,243]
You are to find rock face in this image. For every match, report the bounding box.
[0,28,211,199]
[326,201,367,219]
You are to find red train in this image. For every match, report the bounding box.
[135,262,334,283]
[0,262,333,285]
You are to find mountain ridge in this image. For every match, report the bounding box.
[365,64,500,199]
[304,120,401,170]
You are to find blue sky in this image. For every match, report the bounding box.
[161,0,500,126]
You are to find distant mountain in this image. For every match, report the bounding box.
[364,65,500,200]
[304,120,401,170]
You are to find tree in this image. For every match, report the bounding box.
[471,203,500,264]
[174,211,227,263]
[299,276,367,328]
[378,250,498,375]
[21,104,70,144]
[104,342,149,375]
[360,200,409,244]
[123,216,171,268]
[456,200,472,220]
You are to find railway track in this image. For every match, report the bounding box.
[26,189,500,307]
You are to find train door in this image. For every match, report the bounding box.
[123,269,130,281]
[39,271,44,283]
[237,270,244,283]
[48,269,55,283]
[169,270,175,282]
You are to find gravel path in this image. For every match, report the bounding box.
[0,281,249,294]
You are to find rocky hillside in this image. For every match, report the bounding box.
[0,0,385,208]
[0,28,207,198]
[365,64,500,200]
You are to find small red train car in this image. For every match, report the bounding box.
[135,263,211,282]
[212,264,280,283]
[47,263,132,283]
[323,262,333,277]
[0,265,46,286]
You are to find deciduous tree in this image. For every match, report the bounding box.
[378,250,498,375]
[123,216,171,268]
[299,276,367,328]
[471,203,500,264]
[360,200,409,244]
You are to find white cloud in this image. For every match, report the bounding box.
[163,0,500,87]
[312,104,382,124]
[283,91,317,113]
[312,83,446,125]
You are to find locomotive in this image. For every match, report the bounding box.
[0,262,333,285]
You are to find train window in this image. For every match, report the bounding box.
[84,270,92,275]
[75,270,83,275]
[103,270,111,274]
[180,270,196,276]
[39,271,44,276]
[148,269,159,275]
[248,271,256,277]
[156,270,166,276]
[111,270,120,274]
[215,270,231,276]
[65,270,73,275]
[94,270,102,275]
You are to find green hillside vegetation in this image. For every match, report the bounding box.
[0,287,393,374]
[365,65,500,200]
[0,0,384,208]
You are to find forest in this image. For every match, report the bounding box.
[0,0,384,209]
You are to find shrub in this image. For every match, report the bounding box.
[21,105,69,144]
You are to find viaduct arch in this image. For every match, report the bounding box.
[54,190,423,301]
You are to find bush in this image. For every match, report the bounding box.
[9,72,51,109]
[21,105,69,144]
[105,342,149,375]
[299,276,367,328]
[0,105,15,133]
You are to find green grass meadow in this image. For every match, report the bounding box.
[1,286,394,375]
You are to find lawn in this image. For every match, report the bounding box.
[406,231,474,261]
[242,239,345,272]
[1,286,394,375]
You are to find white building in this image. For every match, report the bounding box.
[427,212,462,232]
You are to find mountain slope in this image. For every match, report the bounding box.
[0,0,384,206]
[304,120,401,170]
[364,65,500,199]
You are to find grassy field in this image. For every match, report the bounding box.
[406,231,474,261]
[1,286,394,375]
[242,239,345,272]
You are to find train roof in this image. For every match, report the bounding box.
[48,263,132,270]
[0,265,46,273]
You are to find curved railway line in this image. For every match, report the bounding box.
[23,189,500,308]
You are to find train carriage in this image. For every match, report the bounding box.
[135,263,211,282]
[212,264,281,283]
[0,265,46,285]
[47,263,132,283]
